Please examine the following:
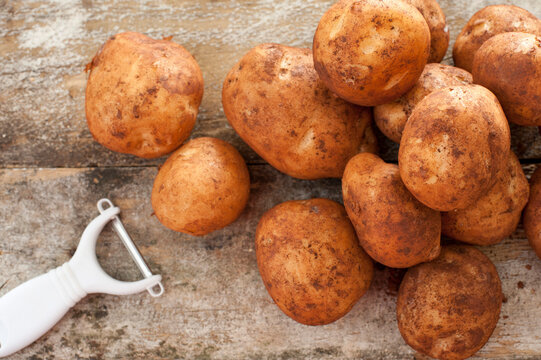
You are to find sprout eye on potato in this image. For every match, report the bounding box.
[151,137,250,236]
[442,151,529,246]
[473,32,541,126]
[397,245,502,360]
[313,0,431,106]
[342,153,441,268]
[525,166,541,259]
[255,199,374,325]
[85,32,204,158]
[399,85,511,211]
[453,4,541,73]
[374,63,473,143]
[222,43,377,180]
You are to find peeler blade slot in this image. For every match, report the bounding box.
[97,198,115,214]
[148,282,165,297]
[95,199,164,298]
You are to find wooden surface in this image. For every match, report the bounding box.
[0,0,540,359]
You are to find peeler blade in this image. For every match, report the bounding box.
[97,198,164,297]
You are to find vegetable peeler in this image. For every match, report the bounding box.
[0,198,164,357]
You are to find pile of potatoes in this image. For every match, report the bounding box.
[83,1,541,359]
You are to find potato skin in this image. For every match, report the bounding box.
[222,44,377,180]
[473,32,541,126]
[342,153,441,268]
[453,5,541,73]
[313,0,430,106]
[397,245,502,360]
[151,137,250,236]
[403,0,449,63]
[399,85,510,211]
[524,166,541,259]
[86,32,204,158]
[374,64,472,143]
[442,152,529,245]
[255,199,374,325]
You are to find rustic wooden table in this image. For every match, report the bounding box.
[1,0,540,359]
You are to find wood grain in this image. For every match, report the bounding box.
[0,0,540,167]
[1,166,540,359]
[1,0,541,359]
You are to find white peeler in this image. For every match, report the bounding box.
[0,198,164,357]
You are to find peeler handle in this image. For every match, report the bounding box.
[0,263,86,358]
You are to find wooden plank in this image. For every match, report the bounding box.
[0,0,540,168]
[1,0,541,358]
[0,165,540,359]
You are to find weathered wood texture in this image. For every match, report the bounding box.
[1,166,540,360]
[0,0,540,167]
[1,0,541,359]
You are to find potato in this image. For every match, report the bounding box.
[342,153,441,268]
[374,64,472,143]
[313,0,430,106]
[524,166,541,259]
[86,32,204,158]
[442,152,529,245]
[472,32,541,126]
[453,5,541,73]
[151,137,250,236]
[397,245,502,360]
[222,44,377,180]
[255,199,373,325]
[403,0,449,63]
[399,85,510,211]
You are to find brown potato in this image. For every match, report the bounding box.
[473,32,541,126]
[399,85,510,211]
[342,153,441,268]
[86,32,204,158]
[524,166,541,259]
[255,199,373,325]
[151,137,250,236]
[403,0,449,63]
[222,44,377,180]
[442,152,529,245]
[374,64,472,143]
[453,5,541,73]
[313,0,430,106]
[397,245,502,360]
